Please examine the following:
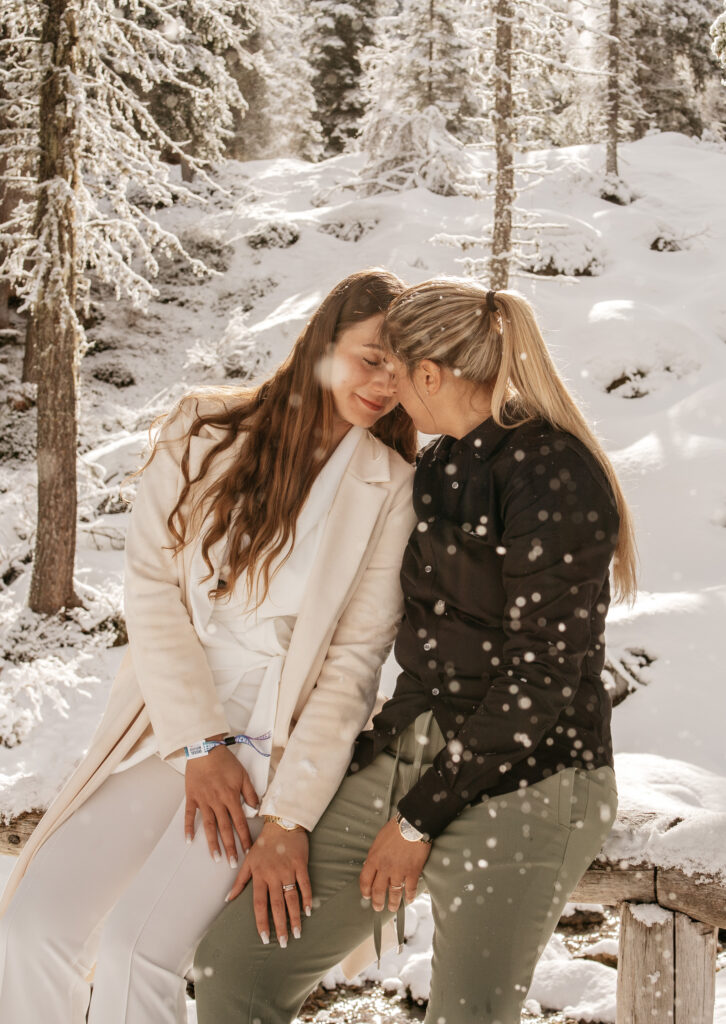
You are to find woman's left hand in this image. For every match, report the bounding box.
[225,822,312,948]
[359,817,431,913]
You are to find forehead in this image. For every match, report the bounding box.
[337,313,385,348]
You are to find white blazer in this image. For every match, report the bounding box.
[1,396,415,914]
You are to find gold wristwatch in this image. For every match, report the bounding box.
[263,815,304,832]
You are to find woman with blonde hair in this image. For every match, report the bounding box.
[195,280,636,1024]
[0,269,418,1023]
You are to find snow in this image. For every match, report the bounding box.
[601,753,726,881]
[628,903,674,927]
[528,935,617,1023]
[577,938,619,958]
[2,131,726,1020]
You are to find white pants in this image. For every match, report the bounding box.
[0,755,260,1023]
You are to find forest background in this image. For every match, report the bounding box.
[1,2,726,1021]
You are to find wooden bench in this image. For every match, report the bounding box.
[3,809,724,1023]
[570,858,724,1023]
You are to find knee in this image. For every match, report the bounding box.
[1,892,56,960]
[193,930,255,1020]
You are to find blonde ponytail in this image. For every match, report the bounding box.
[383,280,638,604]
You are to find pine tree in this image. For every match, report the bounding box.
[606,0,620,177]
[490,0,515,290]
[364,0,482,142]
[307,0,377,154]
[260,0,323,160]
[469,0,575,286]
[0,0,247,614]
[357,0,480,194]
[712,1,726,72]
[626,0,723,137]
[226,0,322,161]
[563,0,723,148]
[142,2,253,178]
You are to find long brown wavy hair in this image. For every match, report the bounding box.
[146,268,417,605]
[382,279,637,604]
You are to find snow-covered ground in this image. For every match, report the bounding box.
[1,132,725,1021]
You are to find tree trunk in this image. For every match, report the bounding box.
[22,316,38,382]
[0,102,15,332]
[490,0,514,290]
[29,0,81,614]
[606,0,619,177]
[0,280,9,332]
[427,0,435,107]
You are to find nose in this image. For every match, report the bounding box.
[372,361,397,396]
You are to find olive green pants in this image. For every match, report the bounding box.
[194,714,618,1024]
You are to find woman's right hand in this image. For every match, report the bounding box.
[184,744,259,864]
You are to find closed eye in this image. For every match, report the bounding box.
[363,358,383,367]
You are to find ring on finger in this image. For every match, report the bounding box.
[389,883,404,890]
[282,882,297,892]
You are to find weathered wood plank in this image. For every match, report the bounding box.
[673,912,717,1024]
[0,812,43,855]
[657,869,726,929]
[570,863,656,905]
[616,902,674,1024]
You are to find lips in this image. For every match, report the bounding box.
[357,394,385,412]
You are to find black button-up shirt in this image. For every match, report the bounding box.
[351,414,620,839]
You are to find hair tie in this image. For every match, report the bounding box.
[485,290,498,312]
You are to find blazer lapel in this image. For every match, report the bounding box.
[180,427,245,612]
[273,432,391,742]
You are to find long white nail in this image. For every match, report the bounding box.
[293,926,301,939]
[185,834,193,845]
[224,891,233,902]
[260,931,270,945]
[213,851,222,864]
[229,857,238,869]
[278,935,288,949]
[305,905,312,917]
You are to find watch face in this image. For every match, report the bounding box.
[279,818,298,830]
[399,817,424,842]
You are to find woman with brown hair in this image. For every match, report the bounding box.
[0,269,417,1023]
[194,280,636,1024]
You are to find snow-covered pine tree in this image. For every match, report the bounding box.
[260,0,323,160]
[307,0,377,155]
[467,0,574,287]
[142,2,253,179]
[546,0,644,198]
[0,0,247,614]
[225,4,270,159]
[564,0,723,149]
[357,0,480,194]
[626,0,723,137]
[226,0,322,161]
[606,0,620,178]
[712,1,726,72]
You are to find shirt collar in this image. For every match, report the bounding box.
[432,415,514,462]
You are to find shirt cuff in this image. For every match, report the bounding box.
[396,766,469,840]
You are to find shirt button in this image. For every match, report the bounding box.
[452,481,459,489]
[432,688,440,696]
[424,565,432,573]
[423,642,431,651]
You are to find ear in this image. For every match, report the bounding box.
[416,359,443,396]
